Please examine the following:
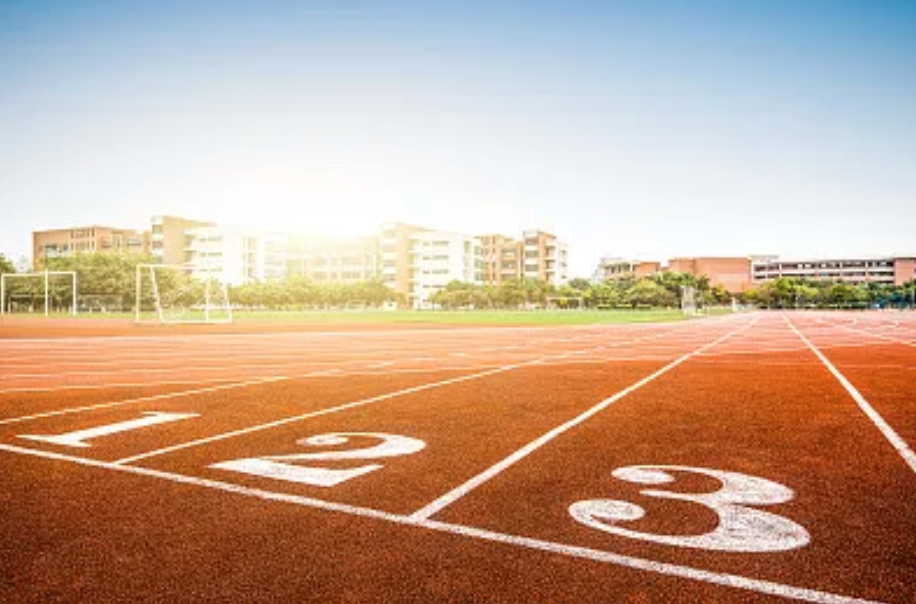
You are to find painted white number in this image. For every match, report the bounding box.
[19,412,199,448]
[211,432,426,487]
[569,465,810,552]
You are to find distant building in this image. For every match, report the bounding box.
[184,226,287,285]
[408,230,483,308]
[480,234,523,285]
[668,257,752,293]
[287,234,380,284]
[31,217,570,303]
[521,230,568,287]
[380,222,430,298]
[479,230,569,288]
[32,225,150,269]
[752,256,916,286]
[593,258,661,282]
[150,215,215,265]
[592,256,751,293]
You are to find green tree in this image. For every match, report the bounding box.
[567,277,591,292]
[625,279,677,308]
[0,253,15,275]
[794,284,821,307]
[825,283,868,308]
[588,282,620,309]
[44,251,157,308]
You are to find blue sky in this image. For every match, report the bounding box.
[1,0,914,275]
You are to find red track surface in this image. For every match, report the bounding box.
[1,312,914,603]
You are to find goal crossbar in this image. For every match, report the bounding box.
[0,270,77,316]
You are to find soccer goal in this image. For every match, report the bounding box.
[0,270,77,316]
[134,264,232,325]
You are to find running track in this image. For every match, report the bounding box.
[1,311,914,603]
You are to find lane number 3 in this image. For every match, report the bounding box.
[569,465,810,552]
[211,432,426,487]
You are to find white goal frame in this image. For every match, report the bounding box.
[134,264,233,325]
[680,285,698,317]
[0,270,77,316]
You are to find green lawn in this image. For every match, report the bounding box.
[175,308,691,325]
[8,307,728,326]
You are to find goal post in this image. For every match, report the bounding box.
[680,285,698,317]
[0,270,77,316]
[134,264,232,325]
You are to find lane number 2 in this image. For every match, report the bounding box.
[211,432,426,487]
[569,465,810,552]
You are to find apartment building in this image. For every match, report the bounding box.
[752,257,916,286]
[521,230,568,287]
[150,215,215,265]
[184,226,287,285]
[480,234,523,284]
[32,226,150,269]
[408,231,484,308]
[379,222,429,297]
[480,230,569,288]
[31,218,569,305]
[287,235,380,284]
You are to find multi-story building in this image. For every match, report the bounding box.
[184,226,287,285]
[521,230,568,287]
[287,235,380,284]
[379,222,429,298]
[286,224,566,306]
[479,230,569,288]
[480,234,523,285]
[408,230,484,308]
[668,257,752,293]
[150,215,215,265]
[32,218,570,305]
[32,225,150,269]
[592,256,751,292]
[752,257,916,287]
[593,258,661,282]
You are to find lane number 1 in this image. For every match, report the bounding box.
[19,412,199,448]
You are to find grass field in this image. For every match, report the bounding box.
[228,308,696,325]
[13,307,701,325]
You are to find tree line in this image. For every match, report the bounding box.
[430,272,733,310]
[742,277,916,309]
[0,253,400,311]
[3,251,913,312]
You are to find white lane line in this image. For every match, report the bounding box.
[818,319,916,349]
[111,360,561,466]
[408,317,758,521]
[365,361,396,369]
[785,315,916,476]
[0,442,885,604]
[0,371,328,426]
[421,520,880,604]
[0,377,239,395]
[0,355,679,397]
[0,323,624,350]
[108,322,714,465]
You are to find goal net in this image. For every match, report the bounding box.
[1,271,77,316]
[135,264,232,325]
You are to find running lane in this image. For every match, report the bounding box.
[414,313,916,604]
